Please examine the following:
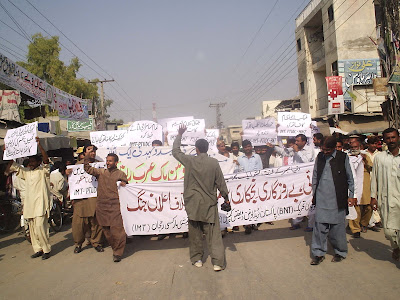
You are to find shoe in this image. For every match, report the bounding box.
[353,232,361,238]
[94,245,104,252]
[221,228,227,238]
[157,234,167,240]
[213,265,223,272]
[331,254,345,262]
[194,260,203,268]
[244,225,252,234]
[310,256,325,265]
[369,226,380,232]
[182,232,189,239]
[361,226,367,233]
[232,226,240,231]
[266,222,274,225]
[74,246,82,254]
[252,224,259,231]
[290,224,301,230]
[31,251,43,258]
[304,227,313,232]
[375,222,383,228]
[392,248,400,261]
[113,255,122,262]
[42,253,51,260]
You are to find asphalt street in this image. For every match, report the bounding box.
[0,220,399,300]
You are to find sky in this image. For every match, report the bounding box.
[0,0,310,128]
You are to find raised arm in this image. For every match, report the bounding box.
[172,125,190,166]
[83,146,101,177]
[37,137,49,164]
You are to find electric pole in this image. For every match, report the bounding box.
[209,102,227,129]
[152,102,157,122]
[88,79,114,130]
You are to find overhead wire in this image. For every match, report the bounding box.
[21,0,151,120]
[224,0,371,124]
[222,0,351,122]
[1,1,139,121]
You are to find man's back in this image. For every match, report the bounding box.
[172,138,228,223]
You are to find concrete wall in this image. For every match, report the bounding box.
[296,0,384,117]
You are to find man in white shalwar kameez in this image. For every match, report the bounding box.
[6,138,52,260]
[371,128,400,261]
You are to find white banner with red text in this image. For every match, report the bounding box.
[96,146,237,183]
[118,163,315,235]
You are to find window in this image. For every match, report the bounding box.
[328,5,334,22]
[297,38,302,52]
[332,61,338,76]
[300,82,305,95]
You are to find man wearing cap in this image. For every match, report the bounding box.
[71,144,104,254]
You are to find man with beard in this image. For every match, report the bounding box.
[71,145,104,254]
[371,128,400,261]
[6,138,52,259]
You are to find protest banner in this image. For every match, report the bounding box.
[0,52,47,106]
[127,120,163,147]
[90,130,129,149]
[205,129,220,152]
[118,163,315,235]
[0,90,21,122]
[96,146,236,184]
[242,117,278,145]
[158,116,193,133]
[53,89,89,120]
[0,51,89,119]
[67,162,106,200]
[3,122,38,160]
[277,112,311,137]
[166,119,206,146]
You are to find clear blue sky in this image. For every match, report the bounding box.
[0,0,309,127]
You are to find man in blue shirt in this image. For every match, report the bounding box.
[237,140,263,172]
[237,140,263,234]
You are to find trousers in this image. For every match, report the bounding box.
[102,226,126,257]
[27,215,51,254]
[349,204,373,233]
[188,219,225,268]
[72,215,103,247]
[311,221,347,258]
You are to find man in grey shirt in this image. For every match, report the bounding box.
[310,137,356,265]
[172,125,230,271]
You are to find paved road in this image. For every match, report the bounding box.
[0,220,398,300]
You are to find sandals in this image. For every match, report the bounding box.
[310,256,325,265]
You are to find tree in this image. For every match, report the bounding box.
[17,33,99,101]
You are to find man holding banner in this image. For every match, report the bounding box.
[6,138,52,260]
[71,145,104,254]
[172,125,230,272]
[84,148,129,262]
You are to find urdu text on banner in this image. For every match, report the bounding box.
[118,163,316,235]
[3,122,38,160]
[0,51,88,120]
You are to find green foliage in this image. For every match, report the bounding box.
[16,33,99,100]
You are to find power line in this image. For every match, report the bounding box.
[223,0,369,123]
[232,0,279,73]
[17,0,151,120]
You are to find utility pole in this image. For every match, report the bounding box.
[209,102,227,129]
[152,102,157,122]
[88,79,114,130]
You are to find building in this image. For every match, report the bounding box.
[295,0,385,118]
